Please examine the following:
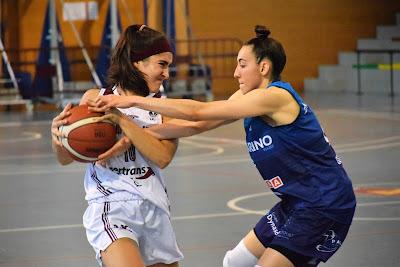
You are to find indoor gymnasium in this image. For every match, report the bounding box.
[0,1,400,266]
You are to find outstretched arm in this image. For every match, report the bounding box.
[147,118,233,139]
[89,87,295,123]
[144,90,244,139]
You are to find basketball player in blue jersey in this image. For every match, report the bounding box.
[51,24,184,267]
[90,25,357,267]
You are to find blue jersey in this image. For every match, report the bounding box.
[244,81,356,224]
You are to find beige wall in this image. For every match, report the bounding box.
[5,0,400,97]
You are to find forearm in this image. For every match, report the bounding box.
[118,116,176,168]
[52,140,74,165]
[131,96,208,121]
[147,119,231,139]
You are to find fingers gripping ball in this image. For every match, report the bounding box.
[59,105,117,162]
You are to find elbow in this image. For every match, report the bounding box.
[58,151,74,165]
[190,109,202,121]
[184,101,205,121]
[158,158,172,169]
[59,158,73,166]
[158,162,169,169]
[156,154,173,169]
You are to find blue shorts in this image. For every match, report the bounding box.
[254,201,352,264]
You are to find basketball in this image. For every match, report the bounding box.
[59,105,117,162]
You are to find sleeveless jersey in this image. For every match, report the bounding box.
[83,86,171,214]
[244,81,356,224]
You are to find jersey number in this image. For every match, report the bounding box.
[124,145,136,162]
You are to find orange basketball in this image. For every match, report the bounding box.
[59,105,117,162]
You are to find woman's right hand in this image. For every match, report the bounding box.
[51,103,72,147]
[96,136,131,166]
[93,108,124,125]
[88,94,137,112]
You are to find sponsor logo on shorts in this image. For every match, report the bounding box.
[316,230,342,253]
[149,111,158,121]
[113,224,135,234]
[302,103,309,114]
[266,176,284,189]
[335,155,342,165]
[266,214,280,236]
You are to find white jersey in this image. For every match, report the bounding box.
[83,86,171,214]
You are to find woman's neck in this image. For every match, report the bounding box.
[260,77,271,88]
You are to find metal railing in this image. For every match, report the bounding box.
[356,49,400,97]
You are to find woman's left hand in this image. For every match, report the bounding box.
[88,94,135,112]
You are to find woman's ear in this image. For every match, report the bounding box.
[259,60,270,76]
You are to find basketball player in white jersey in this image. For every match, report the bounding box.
[51,24,183,267]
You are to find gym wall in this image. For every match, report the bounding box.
[4,0,400,97]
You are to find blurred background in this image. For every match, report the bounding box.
[1,0,399,110]
[0,1,400,267]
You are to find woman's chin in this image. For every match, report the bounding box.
[149,85,161,93]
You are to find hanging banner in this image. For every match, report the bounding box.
[63,1,98,21]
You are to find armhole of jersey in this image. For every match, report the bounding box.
[267,82,304,126]
[99,88,106,96]
[99,86,116,96]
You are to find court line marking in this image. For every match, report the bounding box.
[0,110,399,231]
[0,133,399,162]
[0,131,42,144]
[177,139,224,159]
[0,106,399,158]
[0,211,247,233]
[1,182,400,233]
[226,184,400,222]
[0,120,51,128]
[323,109,400,121]
[1,134,400,175]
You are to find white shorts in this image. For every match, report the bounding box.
[83,199,184,266]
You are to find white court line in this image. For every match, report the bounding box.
[1,135,396,162]
[2,198,400,234]
[0,131,42,144]
[335,136,400,148]
[0,211,247,233]
[177,139,224,159]
[337,141,400,153]
[323,109,400,121]
[1,184,400,233]
[0,224,83,233]
[227,189,400,222]
[357,200,400,207]
[188,135,244,145]
[1,136,400,176]
[0,120,51,128]
[0,137,225,161]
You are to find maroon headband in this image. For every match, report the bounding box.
[131,38,173,62]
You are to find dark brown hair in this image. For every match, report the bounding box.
[245,25,286,81]
[107,24,172,96]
